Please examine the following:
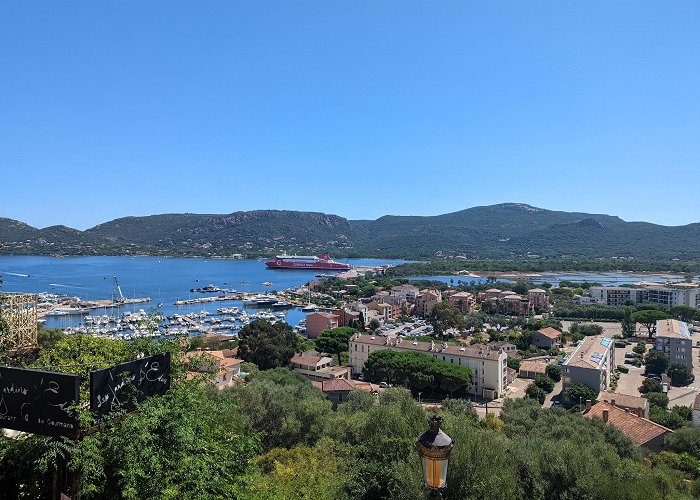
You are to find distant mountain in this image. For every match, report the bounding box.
[1,204,699,260]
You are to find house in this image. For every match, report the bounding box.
[532,327,563,349]
[448,291,475,313]
[311,378,380,407]
[349,334,509,399]
[488,341,517,356]
[415,289,442,317]
[184,350,243,389]
[654,319,693,370]
[527,289,549,309]
[305,312,339,339]
[582,401,673,452]
[290,352,349,381]
[480,294,530,316]
[518,360,547,379]
[599,391,649,418]
[561,336,615,402]
[367,301,396,322]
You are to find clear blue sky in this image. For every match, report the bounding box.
[1,2,698,229]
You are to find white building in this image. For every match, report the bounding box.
[589,282,700,309]
[348,334,508,399]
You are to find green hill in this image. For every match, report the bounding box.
[1,203,698,260]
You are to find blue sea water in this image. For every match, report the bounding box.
[0,256,405,329]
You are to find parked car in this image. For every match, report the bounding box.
[624,352,638,359]
[379,381,389,388]
[645,373,662,381]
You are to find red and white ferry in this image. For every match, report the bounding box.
[265,252,352,271]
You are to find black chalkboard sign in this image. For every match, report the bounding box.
[90,353,170,418]
[0,366,80,437]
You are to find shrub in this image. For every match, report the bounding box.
[639,378,662,394]
[632,341,647,355]
[645,392,669,409]
[525,384,546,404]
[545,364,562,383]
[668,363,695,387]
[616,365,629,374]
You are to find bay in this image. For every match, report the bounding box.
[0,256,405,329]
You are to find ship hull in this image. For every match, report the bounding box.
[265,260,351,271]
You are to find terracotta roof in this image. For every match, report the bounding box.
[583,402,672,447]
[519,360,547,374]
[599,391,648,411]
[314,379,378,393]
[308,312,338,320]
[528,288,546,293]
[291,353,330,366]
[536,327,562,340]
[450,292,474,298]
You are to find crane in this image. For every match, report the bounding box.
[113,276,125,303]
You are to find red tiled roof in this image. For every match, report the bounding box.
[583,402,672,447]
[519,360,547,374]
[536,327,562,340]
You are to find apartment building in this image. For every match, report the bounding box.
[447,291,475,313]
[415,289,442,317]
[305,311,339,339]
[589,282,700,309]
[561,335,614,401]
[527,289,549,310]
[290,353,349,381]
[654,319,693,370]
[390,284,420,303]
[348,334,509,399]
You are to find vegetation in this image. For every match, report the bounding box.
[668,363,695,387]
[644,351,670,375]
[545,364,561,382]
[362,350,471,396]
[315,327,357,365]
[237,320,300,370]
[633,310,671,338]
[639,378,663,394]
[426,301,465,336]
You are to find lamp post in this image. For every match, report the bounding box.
[416,415,454,498]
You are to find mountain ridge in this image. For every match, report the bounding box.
[1,203,698,260]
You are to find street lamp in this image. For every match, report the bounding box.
[416,415,454,497]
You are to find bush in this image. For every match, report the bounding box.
[668,363,695,387]
[564,383,598,408]
[545,364,562,382]
[533,374,555,393]
[632,341,647,355]
[507,356,521,371]
[616,365,629,374]
[525,384,546,404]
[645,392,669,409]
[644,351,670,375]
[639,378,663,394]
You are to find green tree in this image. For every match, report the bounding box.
[525,384,546,404]
[368,318,381,332]
[237,320,300,370]
[427,301,466,336]
[644,351,670,375]
[668,363,695,387]
[633,341,647,355]
[632,310,670,338]
[533,374,555,393]
[666,427,700,459]
[639,378,663,394]
[315,327,357,365]
[564,383,598,407]
[670,305,698,323]
[645,392,669,409]
[622,307,636,337]
[545,364,561,382]
[507,356,521,371]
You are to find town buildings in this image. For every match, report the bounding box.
[311,378,380,407]
[561,335,615,401]
[415,289,442,317]
[589,282,700,309]
[390,284,420,303]
[654,319,693,370]
[447,291,475,313]
[184,349,243,389]
[531,327,563,349]
[599,391,649,419]
[527,288,549,310]
[582,401,672,452]
[305,311,339,338]
[348,333,509,399]
[290,352,349,381]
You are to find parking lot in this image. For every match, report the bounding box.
[380,320,433,338]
